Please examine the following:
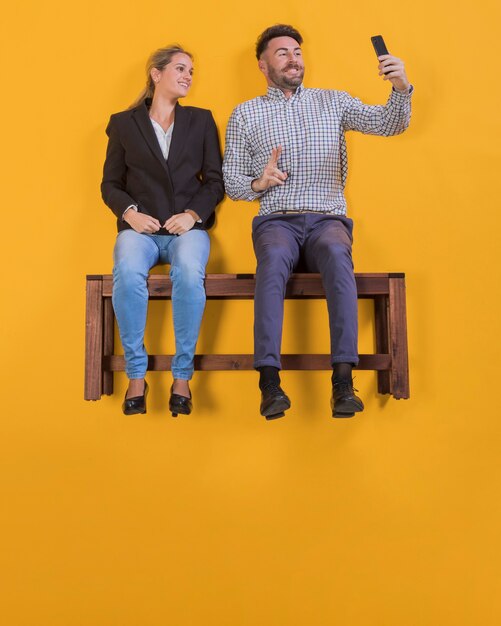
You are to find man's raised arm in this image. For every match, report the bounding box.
[342,54,413,136]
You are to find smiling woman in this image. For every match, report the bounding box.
[129,46,194,110]
[100,44,224,417]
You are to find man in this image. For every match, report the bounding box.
[223,24,412,420]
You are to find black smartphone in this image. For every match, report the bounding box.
[371,35,389,57]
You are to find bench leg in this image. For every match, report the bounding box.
[388,276,410,399]
[102,298,114,396]
[374,295,391,395]
[85,277,104,401]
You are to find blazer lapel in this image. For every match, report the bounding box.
[168,102,191,169]
[132,101,170,174]
[132,101,176,220]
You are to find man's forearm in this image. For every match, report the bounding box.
[342,87,412,136]
[223,171,265,201]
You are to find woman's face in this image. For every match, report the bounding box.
[152,53,194,99]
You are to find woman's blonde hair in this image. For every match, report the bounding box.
[129,45,193,109]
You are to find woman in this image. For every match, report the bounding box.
[101,45,224,416]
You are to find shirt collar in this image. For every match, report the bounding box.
[266,83,304,101]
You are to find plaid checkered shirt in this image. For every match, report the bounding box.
[223,84,412,216]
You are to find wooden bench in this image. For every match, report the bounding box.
[85,273,410,401]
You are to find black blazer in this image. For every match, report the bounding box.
[101,99,224,233]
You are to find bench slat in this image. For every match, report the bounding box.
[104,354,392,372]
[98,273,392,298]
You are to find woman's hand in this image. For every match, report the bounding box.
[164,212,197,235]
[124,210,161,234]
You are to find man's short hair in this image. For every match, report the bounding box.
[255,24,303,59]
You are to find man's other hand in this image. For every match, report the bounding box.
[251,146,288,192]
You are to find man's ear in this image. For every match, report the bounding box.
[258,60,266,75]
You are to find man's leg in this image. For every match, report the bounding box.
[252,215,301,418]
[303,216,364,417]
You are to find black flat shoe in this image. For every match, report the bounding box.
[260,382,291,419]
[122,381,148,415]
[331,379,364,418]
[169,385,192,417]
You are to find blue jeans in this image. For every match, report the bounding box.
[112,229,210,380]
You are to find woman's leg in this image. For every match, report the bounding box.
[112,230,159,382]
[167,230,210,382]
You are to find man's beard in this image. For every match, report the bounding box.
[268,64,304,90]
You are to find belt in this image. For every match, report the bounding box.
[277,209,335,215]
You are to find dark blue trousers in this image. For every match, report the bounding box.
[252,213,359,370]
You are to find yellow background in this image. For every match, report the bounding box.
[1,1,500,624]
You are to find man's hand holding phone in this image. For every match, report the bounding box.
[371,35,410,93]
[377,55,410,92]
